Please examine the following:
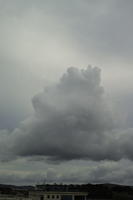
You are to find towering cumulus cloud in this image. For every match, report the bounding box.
[12,66,117,161]
[1,66,133,162]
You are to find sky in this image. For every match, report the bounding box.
[1,0,133,185]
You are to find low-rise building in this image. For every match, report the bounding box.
[29,185,88,200]
[29,191,88,200]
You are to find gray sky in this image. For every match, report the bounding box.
[1,0,133,185]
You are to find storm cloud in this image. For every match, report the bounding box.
[1,159,133,185]
[10,66,114,161]
[1,0,133,185]
[0,66,129,162]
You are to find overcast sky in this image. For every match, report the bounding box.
[1,0,133,185]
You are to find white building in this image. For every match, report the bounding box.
[29,191,88,200]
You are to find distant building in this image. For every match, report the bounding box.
[29,191,88,200]
[29,185,88,200]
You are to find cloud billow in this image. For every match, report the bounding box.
[12,66,117,161]
[1,65,133,163]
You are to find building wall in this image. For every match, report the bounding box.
[29,191,88,200]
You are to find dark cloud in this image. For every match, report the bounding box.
[0,171,45,185]
[9,66,118,161]
[0,66,133,163]
[0,0,133,185]
[1,159,133,185]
